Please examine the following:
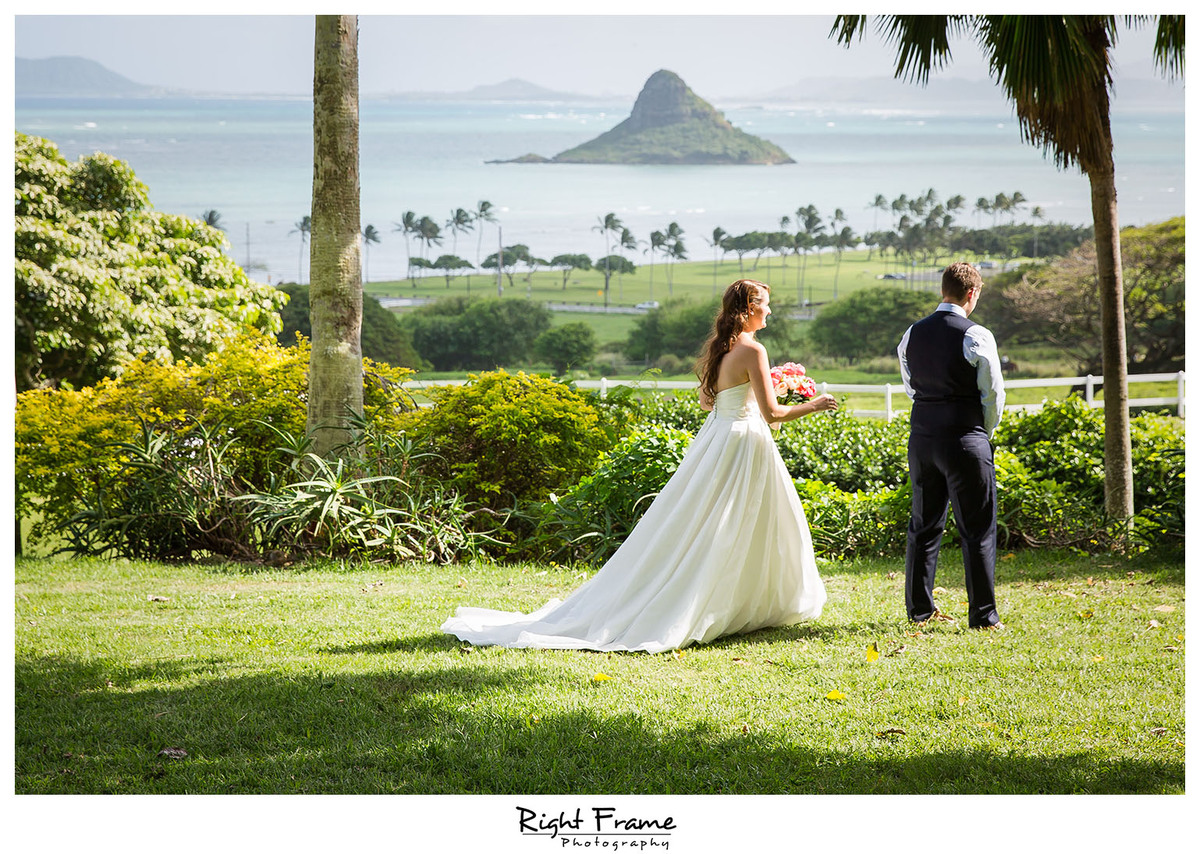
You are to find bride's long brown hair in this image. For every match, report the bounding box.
[695,279,769,402]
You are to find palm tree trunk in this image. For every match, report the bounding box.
[306,14,363,458]
[1090,158,1134,520]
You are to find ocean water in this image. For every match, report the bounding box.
[15,94,1185,288]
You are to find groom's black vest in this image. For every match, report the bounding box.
[907,310,985,436]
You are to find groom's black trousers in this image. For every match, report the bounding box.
[905,428,999,627]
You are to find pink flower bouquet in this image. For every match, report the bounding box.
[769,361,817,404]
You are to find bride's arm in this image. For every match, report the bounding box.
[747,344,837,424]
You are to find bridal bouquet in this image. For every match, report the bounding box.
[770,361,817,404]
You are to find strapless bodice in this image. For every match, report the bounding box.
[713,382,758,418]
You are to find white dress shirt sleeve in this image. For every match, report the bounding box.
[963,325,1006,436]
[897,326,914,400]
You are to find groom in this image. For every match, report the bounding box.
[898,262,1006,629]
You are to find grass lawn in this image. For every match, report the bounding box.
[15,549,1183,796]
[366,249,950,311]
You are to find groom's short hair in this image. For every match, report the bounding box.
[942,262,984,301]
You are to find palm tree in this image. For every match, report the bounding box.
[445,207,473,257]
[415,216,442,262]
[667,235,688,290]
[826,208,846,267]
[392,211,417,282]
[289,215,312,284]
[1030,205,1046,257]
[705,226,727,294]
[361,224,380,283]
[473,200,497,267]
[796,205,824,300]
[830,225,857,299]
[832,14,1184,520]
[869,194,889,232]
[618,227,637,300]
[1008,190,1028,224]
[664,222,684,295]
[593,213,623,301]
[306,14,362,457]
[646,230,666,299]
[201,209,224,230]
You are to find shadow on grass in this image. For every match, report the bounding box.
[321,632,460,655]
[823,548,1184,585]
[16,653,1183,796]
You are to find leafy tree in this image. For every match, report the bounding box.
[14,132,284,392]
[431,254,474,287]
[482,244,530,290]
[403,297,552,371]
[548,253,592,289]
[276,284,427,370]
[535,322,598,374]
[808,286,932,362]
[593,254,636,307]
[624,298,719,364]
[833,13,1185,520]
[307,14,363,456]
[982,218,1184,375]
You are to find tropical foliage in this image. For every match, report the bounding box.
[14,132,285,392]
[982,218,1185,374]
[276,284,428,370]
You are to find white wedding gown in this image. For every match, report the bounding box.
[440,381,826,652]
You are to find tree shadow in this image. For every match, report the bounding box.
[15,652,1183,796]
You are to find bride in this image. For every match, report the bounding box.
[441,279,838,652]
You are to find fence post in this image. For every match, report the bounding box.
[1085,374,1095,406]
[599,377,608,399]
[884,383,894,421]
[1178,371,1186,418]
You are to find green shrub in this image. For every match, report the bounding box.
[795,479,911,560]
[635,391,707,433]
[534,423,693,563]
[399,370,616,511]
[775,409,910,492]
[534,322,597,374]
[994,396,1185,515]
[15,334,414,550]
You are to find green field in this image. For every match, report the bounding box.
[14,549,1184,796]
[367,249,946,315]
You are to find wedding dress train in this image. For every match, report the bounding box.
[440,381,826,652]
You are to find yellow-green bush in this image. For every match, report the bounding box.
[400,370,616,511]
[16,333,412,549]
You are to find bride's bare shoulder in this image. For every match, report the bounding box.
[728,337,766,360]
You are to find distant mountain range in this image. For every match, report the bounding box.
[380,78,613,102]
[16,55,1183,111]
[16,56,160,96]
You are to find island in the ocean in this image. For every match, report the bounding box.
[490,69,794,165]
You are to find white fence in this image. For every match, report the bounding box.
[401,371,1185,419]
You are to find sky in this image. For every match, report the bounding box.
[11,10,1173,100]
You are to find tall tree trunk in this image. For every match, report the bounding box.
[1090,161,1134,520]
[307,15,363,457]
